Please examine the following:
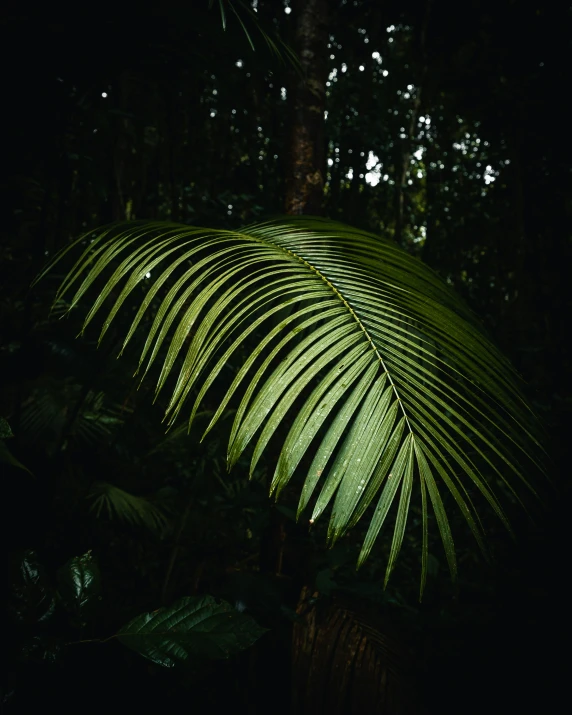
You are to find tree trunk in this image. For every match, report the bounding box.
[283,8,427,712]
[284,0,329,216]
[394,2,430,247]
[292,588,426,715]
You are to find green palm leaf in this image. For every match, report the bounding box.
[37,217,546,597]
[87,481,169,533]
[20,380,130,452]
[209,0,299,67]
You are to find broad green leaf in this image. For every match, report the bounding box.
[117,595,267,667]
[57,552,101,616]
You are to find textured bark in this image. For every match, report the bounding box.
[291,587,425,714]
[285,6,425,712]
[284,0,329,215]
[394,89,423,246]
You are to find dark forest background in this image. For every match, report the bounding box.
[2,1,571,713]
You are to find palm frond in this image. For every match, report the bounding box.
[20,380,130,449]
[38,217,547,596]
[209,0,299,68]
[87,481,169,533]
